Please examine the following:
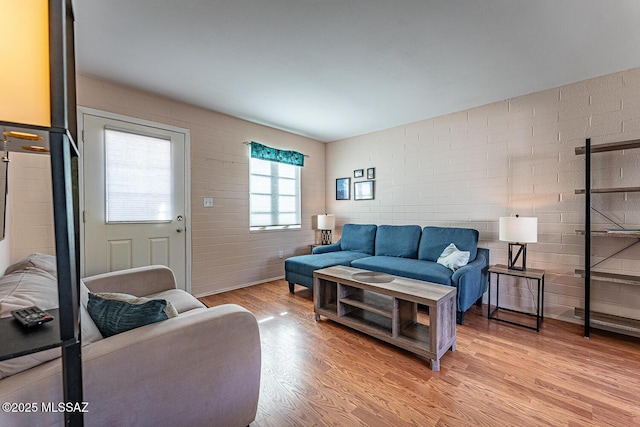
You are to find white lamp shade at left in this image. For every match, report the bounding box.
[317,214,335,230]
[317,214,335,245]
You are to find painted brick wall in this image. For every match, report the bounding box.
[9,68,640,321]
[8,152,56,261]
[326,68,640,324]
[75,75,326,296]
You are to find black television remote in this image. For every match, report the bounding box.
[11,306,54,327]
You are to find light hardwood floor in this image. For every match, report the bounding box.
[200,280,640,427]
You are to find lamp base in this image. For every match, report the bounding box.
[321,230,332,245]
[507,243,527,271]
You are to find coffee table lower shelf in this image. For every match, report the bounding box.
[314,266,457,371]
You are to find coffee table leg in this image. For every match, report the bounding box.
[315,313,320,321]
[431,359,440,371]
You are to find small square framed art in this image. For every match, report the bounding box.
[354,180,374,200]
[367,167,375,179]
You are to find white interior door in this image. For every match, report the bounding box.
[81,112,190,291]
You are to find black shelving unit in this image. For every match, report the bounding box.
[575,138,640,338]
[0,1,82,425]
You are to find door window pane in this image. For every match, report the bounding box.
[105,129,172,222]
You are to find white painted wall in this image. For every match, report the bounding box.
[8,152,55,262]
[8,68,640,323]
[326,68,640,324]
[0,195,11,273]
[75,75,326,296]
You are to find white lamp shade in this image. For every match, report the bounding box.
[317,214,335,230]
[499,216,537,243]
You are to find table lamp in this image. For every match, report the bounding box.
[499,215,537,271]
[317,214,335,245]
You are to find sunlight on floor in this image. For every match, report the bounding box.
[257,311,289,323]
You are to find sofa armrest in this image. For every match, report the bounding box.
[312,242,341,254]
[0,304,261,427]
[451,252,486,285]
[451,251,489,313]
[82,265,178,296]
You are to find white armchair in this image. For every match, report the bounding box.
[0,260,261,427]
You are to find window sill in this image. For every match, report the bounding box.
[250,225,301,232]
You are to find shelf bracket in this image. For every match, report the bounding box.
[590,206,624,230]
[591,239,640,269]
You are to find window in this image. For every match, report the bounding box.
[105,128,172,223]
[250,157,301,229]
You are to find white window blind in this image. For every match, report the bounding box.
[105,128,172,223]
[250,157,301,229]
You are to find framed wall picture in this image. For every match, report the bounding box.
[354,180,374,200]
[367,167,375,179]
[354,169,364,178]
[336,177,350,200]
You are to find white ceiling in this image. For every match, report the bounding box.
[73,1,640,142]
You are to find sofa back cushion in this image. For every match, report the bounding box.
[0,268,58,316]
[5,253,57,277]
[339,224,377,255]
[375,225,422,258]
[418,226,479,262]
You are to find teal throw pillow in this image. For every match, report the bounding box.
[87,292,178,338]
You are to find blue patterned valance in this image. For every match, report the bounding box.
[250,141,304,167]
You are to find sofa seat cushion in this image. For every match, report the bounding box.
[285,251,372,278]
[148,289,206,313]
[350,256,454,286]
[419,226,479,262]
[374,225,422,258]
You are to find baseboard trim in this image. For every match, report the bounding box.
[194,275,285,298]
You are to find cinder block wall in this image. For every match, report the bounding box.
[7,75,326,297]
[326,68,640,323]
[75,75,326,296]
[9,68,640,319]
[8,152,55,261]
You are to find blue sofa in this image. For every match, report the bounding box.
[285,224,489,324]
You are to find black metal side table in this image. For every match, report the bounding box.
[0,309,66,361]
[488,264,545,332]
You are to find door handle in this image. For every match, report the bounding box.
[176,227,184,233]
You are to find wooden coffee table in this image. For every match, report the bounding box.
[313,265,457,371]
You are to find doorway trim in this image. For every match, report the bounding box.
[77,106,192,293]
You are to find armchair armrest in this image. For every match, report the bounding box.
[80,304,261,426]
[82,265,177,296]
[312,242,341,254]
